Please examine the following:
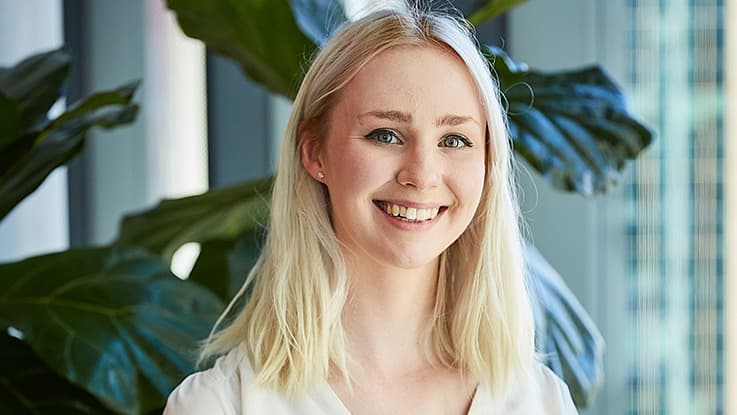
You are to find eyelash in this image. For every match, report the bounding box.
[365,129,402,145]
[364,129,473,148]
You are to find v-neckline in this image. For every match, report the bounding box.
[319,381,485,415]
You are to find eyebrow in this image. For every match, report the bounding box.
[358,110,481,127]
[359,110,411,123]
[436,114,479,127]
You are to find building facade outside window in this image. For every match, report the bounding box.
[625,0,725,413]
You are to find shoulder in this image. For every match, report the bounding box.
[163,346,247,415]
[532,363,578,414]
[471,363,578,414]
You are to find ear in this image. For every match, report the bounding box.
[299,122,325,181]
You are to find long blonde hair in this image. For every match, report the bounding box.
[200,4,535,399]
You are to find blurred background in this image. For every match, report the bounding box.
[0,0,732,414]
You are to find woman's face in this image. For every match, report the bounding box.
[303,45,487,270]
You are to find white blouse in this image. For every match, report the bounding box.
[164,345,578,414]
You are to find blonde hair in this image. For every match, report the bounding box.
[200,4,535,399]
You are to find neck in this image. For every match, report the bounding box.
[341,253,440,378]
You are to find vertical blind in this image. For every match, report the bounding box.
[625,0,724,413]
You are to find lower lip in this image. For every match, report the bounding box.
[374,204,444,230]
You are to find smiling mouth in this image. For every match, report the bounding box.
[373,200,448,222]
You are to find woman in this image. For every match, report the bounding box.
[165,4,577,414]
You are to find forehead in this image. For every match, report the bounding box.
[335,45,486,123]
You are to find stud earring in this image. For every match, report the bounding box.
[317,171,325,180]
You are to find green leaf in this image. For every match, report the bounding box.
[116,175,268,301]
[0,82,139,222]
[0,132,35,180]
[116,177,272,263]
[467,0,529,25]
[186,239,239,302]
[0,247,224,415]
[486,46,653,195]
[0,49,70,131]
[166,0,316,98]
[0,332,114,414]
[0,91,23,152]
[38,81,139,143]
[524,241,604,408]
[188,231,263,301]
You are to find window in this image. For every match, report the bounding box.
[625,1,725,413]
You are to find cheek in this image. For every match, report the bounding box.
[455,156,487,210]
[326,146,393,201]
[339,153,376,183]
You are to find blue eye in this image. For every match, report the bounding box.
[441,135,472,148]
[366,129,402,144]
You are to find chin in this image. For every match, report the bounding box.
[377,248,442,271]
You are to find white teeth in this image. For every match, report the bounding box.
[416,209,429,221]
[381,203,440,222]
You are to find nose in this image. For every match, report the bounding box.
[396,144,441,190]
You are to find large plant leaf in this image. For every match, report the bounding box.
[466,0,529,25]
[288,0,347,45]
[0,247,224,415]
[187,231,262,301]
[166,0,316,98]
[0,91,23,150]
[0,82,139,222]
[486,46,653,195]
[116,177,272,262]
[0,49,70,139]
[524,240,604,408]
[0,332,114,414]
[0,131,35,180]
[38,82,138,139]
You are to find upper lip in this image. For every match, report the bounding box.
[373,199,447,209]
